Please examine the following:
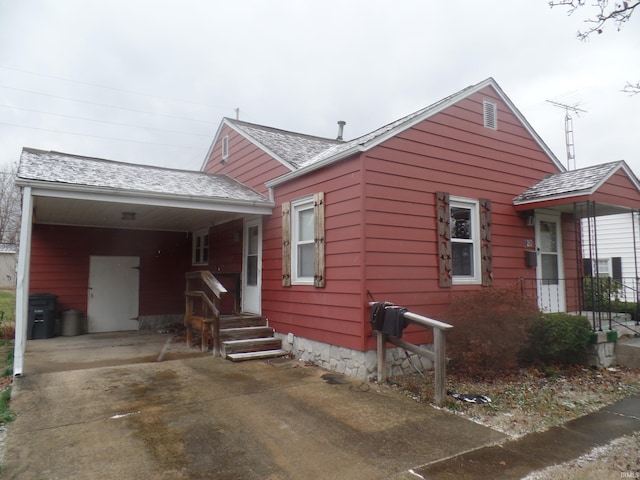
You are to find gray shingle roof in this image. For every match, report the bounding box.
[0,244,16,254]
[18,149,270,204]
[227,83,480,171]
[228,120,341,169]
[513,162,624,204]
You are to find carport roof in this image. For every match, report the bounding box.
[15,149,274,231]
[17,148,270,204]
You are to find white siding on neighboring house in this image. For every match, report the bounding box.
[0,244,17,288]
[582,213,639,299]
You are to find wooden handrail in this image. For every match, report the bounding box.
[369,302,453,407]
[185,271,227,355]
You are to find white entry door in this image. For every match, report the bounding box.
[88,256,140,332]
[536,214,566,312]
[242,219,262,314]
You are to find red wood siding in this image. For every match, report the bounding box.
[592,169,640,210]
[362,87,561,340]
[262,156,365,350]
[561,213,581,312]
[216,84,573,353]
[30,225,191,316]
[203,124,291,196]
[205,219,244,314]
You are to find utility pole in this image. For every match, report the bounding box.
[546,100,587,170]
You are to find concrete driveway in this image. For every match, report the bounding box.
[2,332,506,479]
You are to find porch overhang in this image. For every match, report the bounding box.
[514,161,640,218]
[514,197,636,218]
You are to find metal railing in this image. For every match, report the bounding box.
[520,276,640,333]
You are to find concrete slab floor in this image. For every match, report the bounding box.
[2,333,506,480]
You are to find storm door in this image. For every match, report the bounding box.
[242,219,262,314]
[536,214,565,312]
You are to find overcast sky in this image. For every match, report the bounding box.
[0,1,638,176]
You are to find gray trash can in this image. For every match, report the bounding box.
[61,309,83,336]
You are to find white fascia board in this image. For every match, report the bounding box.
[223,119,296,172]
[199,120,226,171]
[513,190,592,206]
[267,78,565,188]
[27,184,274,216]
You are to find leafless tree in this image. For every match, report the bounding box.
[549,0,640,94]
[0,163,21,246]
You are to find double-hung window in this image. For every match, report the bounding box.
[292,197,315,284]
[437,192,491,287]
[193,229,209,265]
[450,197,481,284]
[282,192,325,287]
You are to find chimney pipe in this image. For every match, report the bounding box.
[337,120,346,141]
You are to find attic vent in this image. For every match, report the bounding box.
[483,100,497,130]
[221,135,229,163]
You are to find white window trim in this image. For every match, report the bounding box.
[192,229,209,265]
[594,258,612,277]
[291,195,314,285]
[450,196,481,285]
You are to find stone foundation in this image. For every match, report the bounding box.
[587,330,617,368]
[276,333,434,381]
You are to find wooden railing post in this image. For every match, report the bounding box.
[433,327,447,407]
[376,331,387,384]
[369,302,452,406]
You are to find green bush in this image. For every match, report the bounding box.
[445,285,542,379]
[525,313,592,365]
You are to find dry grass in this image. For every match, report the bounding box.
[392,364,640,438]
[390,363,640,477]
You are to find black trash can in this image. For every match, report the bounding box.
[28,293,57,340]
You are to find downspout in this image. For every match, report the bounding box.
[13,186,33,377]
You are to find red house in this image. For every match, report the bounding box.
[13,78,640,377]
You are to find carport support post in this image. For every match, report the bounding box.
[14,186,33,377]
[376,331,387,383]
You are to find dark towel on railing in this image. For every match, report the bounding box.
[369,301,391,331]
[382,306,408,338]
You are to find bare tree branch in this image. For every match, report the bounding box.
[0,163,21,246]
[549,1,639,93]
[622,81,640,95]
[549,0,640,39]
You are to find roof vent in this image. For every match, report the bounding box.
[337,121,346,141]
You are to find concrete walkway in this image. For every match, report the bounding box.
[2,333,506,480]
[3,333,640,479]
[392,395,640,479]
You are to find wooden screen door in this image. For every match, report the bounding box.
[242,219,262,314]
[88,256,140,332]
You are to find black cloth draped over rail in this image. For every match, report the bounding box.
[369,302,408,339]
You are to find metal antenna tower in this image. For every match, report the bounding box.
[546,100,587,170]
